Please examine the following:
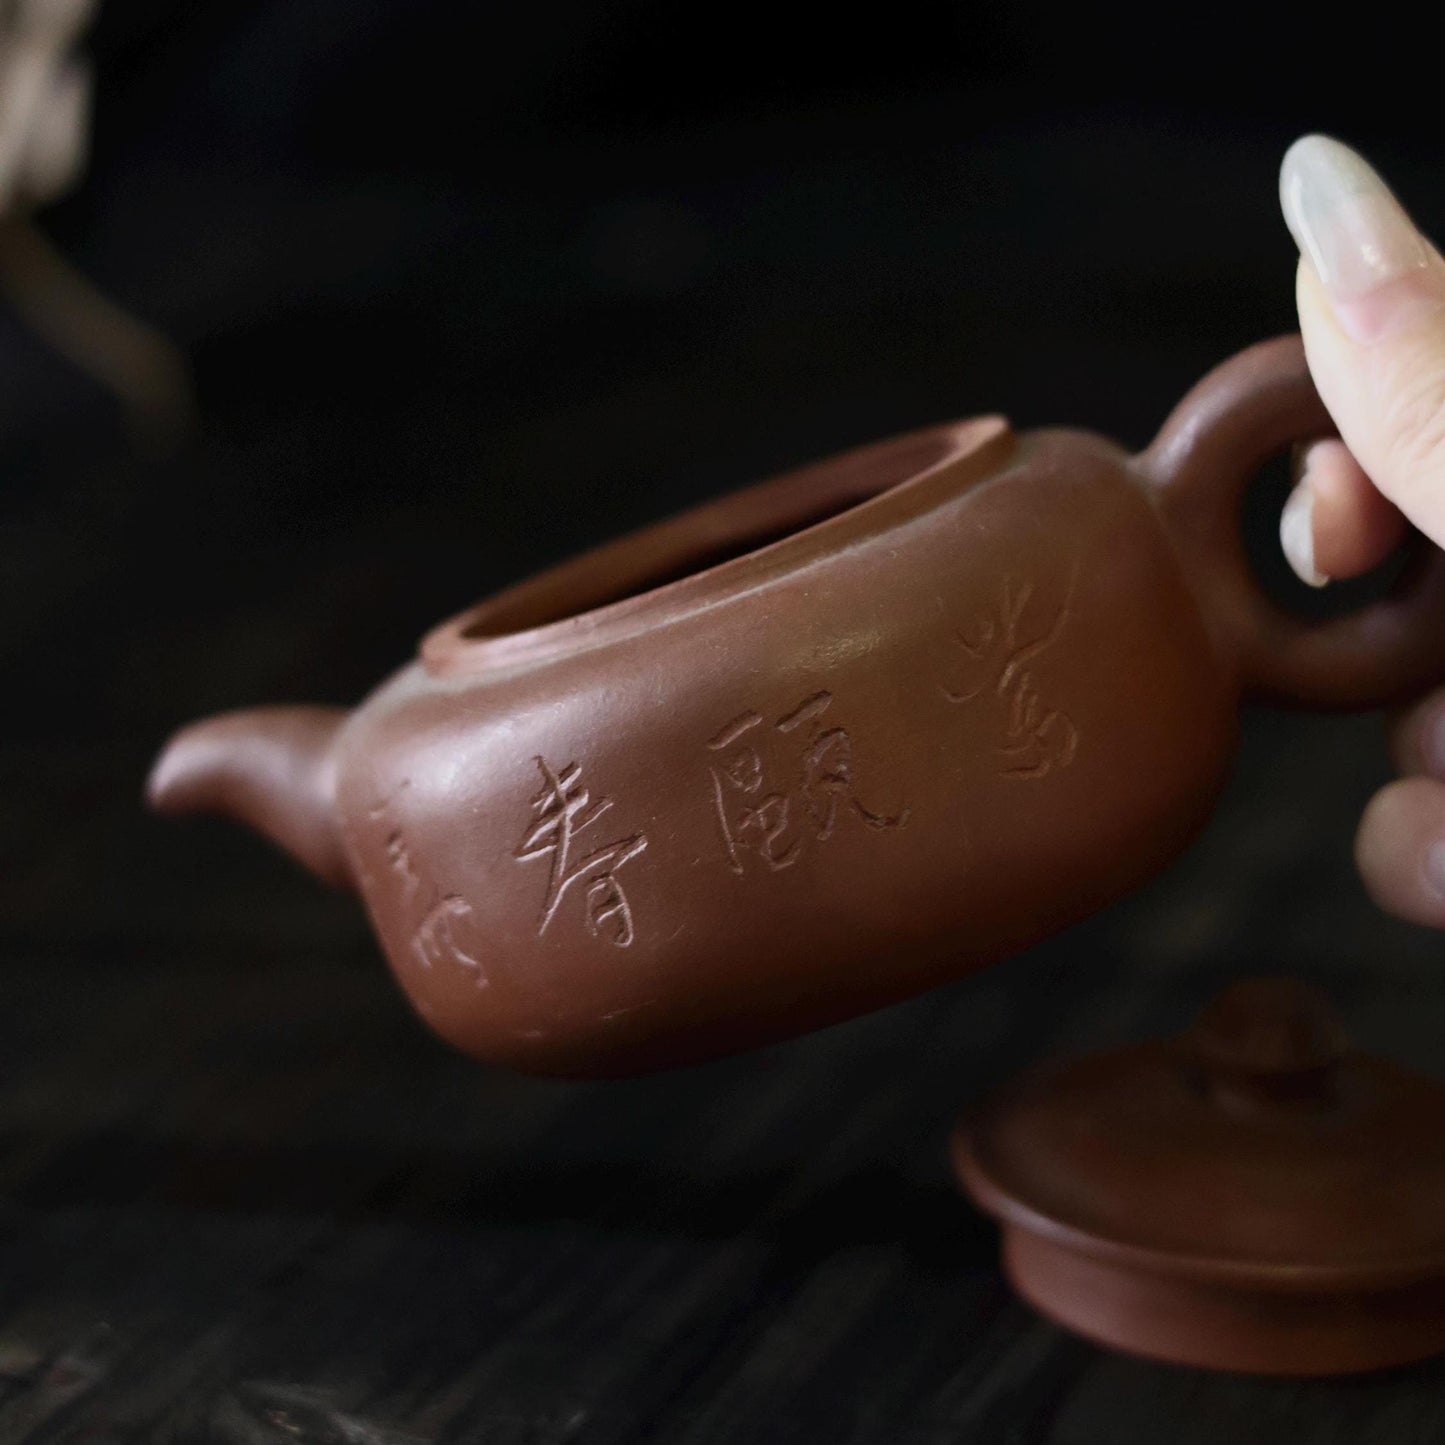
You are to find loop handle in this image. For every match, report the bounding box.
[1138,334,1445,708]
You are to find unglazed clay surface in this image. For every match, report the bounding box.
[149,338,1445,1075]
[954,979,1445,1374]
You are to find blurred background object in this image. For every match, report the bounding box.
[0,0,190,449]
[4,5,1445,1440]
[0,0,93,213]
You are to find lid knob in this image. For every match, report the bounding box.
[1186,976,1350,1107]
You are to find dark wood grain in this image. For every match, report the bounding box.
[5,696,1444,1442]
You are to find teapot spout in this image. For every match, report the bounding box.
[147,705,352,890]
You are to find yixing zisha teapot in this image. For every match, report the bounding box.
[149,337,1445,1076]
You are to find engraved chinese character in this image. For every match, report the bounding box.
[413,893,485,983]
[941,571,1079,780]
[707,690,909,875]
[515,758,647,947]
[363,782,419,900]
[385,829,420,899]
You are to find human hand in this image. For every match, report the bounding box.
[1279,134,1445,926]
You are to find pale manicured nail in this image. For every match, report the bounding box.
[1424,839,1445,900]
[1280,482,1328,587]
[1280,135,1434,341]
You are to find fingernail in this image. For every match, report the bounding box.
[1280,482,1328,587]
[1280,135,1435,341]
[1424,839,1445,900]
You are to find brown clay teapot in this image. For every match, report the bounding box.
[149,337,1445,1076]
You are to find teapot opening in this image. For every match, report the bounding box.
[423,416,1011,672]
[459,494,866,640]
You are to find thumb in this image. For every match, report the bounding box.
[1281,135,1445,549]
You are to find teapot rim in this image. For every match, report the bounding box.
[421,413,1016,677]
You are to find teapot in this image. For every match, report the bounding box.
[149,337,1445,1076]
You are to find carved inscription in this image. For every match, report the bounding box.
[707,689,909,875]
[412,893,486,985]
[385,829,420,899]
[515,757,648,947]
[369,782,486,986]
[941,571,1079,780]
[365,783,421,899]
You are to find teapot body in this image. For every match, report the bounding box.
[332,423,1234,1074]
[153,337,1445,1077]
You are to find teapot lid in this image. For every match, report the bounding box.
[954,978,1445,1374]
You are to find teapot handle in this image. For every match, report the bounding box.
[1137,334,1445,708]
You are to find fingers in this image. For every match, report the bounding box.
[1365,685,1445,927]
[1283,137,1445,930]
[1280,437,1407,583]
[1390,687,1445,777]
[1356,777,1445,927]
[1280,136,1445,552]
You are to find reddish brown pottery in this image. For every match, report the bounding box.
[150,337,1445,1077]
[954,979,1445,1375]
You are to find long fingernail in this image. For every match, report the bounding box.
[1280,135,1435,342]
[1280,482,1328,587]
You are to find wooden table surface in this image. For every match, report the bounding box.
[7,696,1445,1444]
[5,81,1445,1441]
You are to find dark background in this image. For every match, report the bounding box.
[4,4,1445,1440]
